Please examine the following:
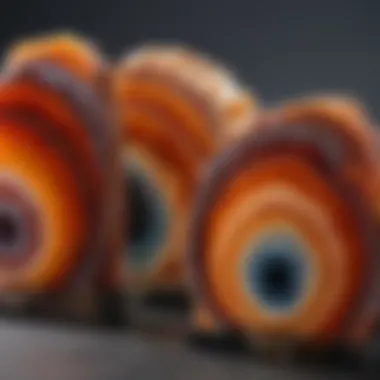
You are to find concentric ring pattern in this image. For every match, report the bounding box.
[0,34,117,294]
[189,96,380,347]
[113,45,257,289]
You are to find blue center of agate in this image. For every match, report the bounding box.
[245,233,308,313]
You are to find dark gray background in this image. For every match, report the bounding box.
[1,0,380,117]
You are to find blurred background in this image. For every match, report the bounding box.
[0,0,377,379]
[1,0,380,118]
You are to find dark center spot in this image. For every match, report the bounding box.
[258,256,298,304]
[127,174,153,245]
[0,212,18,246]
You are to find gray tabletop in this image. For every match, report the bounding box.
[0,320,370,380]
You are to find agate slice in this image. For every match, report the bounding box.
[188,95,380,348]
[0,33,122,312]
[113,44,257,293]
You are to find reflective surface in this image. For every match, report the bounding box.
[0,320,368,380]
